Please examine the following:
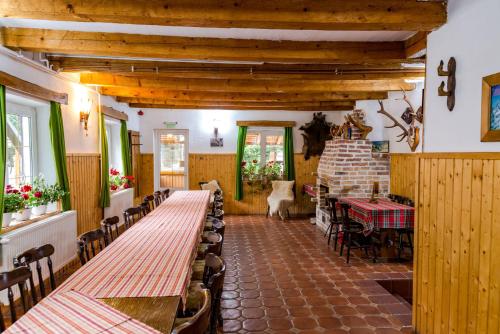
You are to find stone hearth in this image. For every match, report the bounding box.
[315,138,390,232]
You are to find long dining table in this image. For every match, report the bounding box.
[5,190,211,334]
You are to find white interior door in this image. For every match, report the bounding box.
[153,129,189,191]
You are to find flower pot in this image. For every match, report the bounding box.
[14,208,32,221]
[2,212,13,227]
[32,205,47,216]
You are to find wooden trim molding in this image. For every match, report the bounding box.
[481,72,500,142]
[236,120,296,127]
[0,71,68,104]
[101,105,129,121]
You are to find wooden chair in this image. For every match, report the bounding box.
[101,216,120,242]
[203,254,225,334]
[197,232,223,259]
[77,229,107,266]
[153,191,163,207]
[172,288,211,334]
[123,206,142,229]
[143,195,155,211]
[204,219,225,242]
[14,244,56,302]
[162,188,170,201]
[0,267,34,331]
[140,201,151,216]
[339,203,376,264]
[324,197,342,250]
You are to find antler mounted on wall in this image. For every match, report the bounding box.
[377,95,421,152]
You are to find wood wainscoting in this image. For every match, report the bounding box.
[405,152,500,334]
[139,153,318,215]
[390,153,418,201]
[66,154,102,235]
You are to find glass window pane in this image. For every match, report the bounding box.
[6,113,33,187]
[265,135,284,163]
[243,132,261,164]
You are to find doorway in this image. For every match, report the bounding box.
[153,129,189,191]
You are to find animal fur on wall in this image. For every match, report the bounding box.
[299,112,333,160]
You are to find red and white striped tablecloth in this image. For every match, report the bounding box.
[55,190,210,301]
[4,290,161,334]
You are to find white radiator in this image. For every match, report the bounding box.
[0,211,77,303]
[104,188,134,227]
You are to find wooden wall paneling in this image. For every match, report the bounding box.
[139,153,154,197]
[390,154,417,200]
[66,154,102,235]
[413,153,500,333]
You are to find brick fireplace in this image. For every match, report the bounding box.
[315,138,390,232]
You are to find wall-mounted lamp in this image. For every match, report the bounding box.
[80,98,92,136]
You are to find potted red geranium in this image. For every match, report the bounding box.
[14,184,33,221]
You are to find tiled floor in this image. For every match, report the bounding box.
[221,215,413,334]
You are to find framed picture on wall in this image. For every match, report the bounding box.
[372,140,390,153]
[481,72,500,141]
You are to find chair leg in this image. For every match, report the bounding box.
[286,209,290,219]
[327,223,333,245]
[397,231,403,260]
[266,205,270,218]
[346,233,352,264]
[334,225,339,251]
[324,222,332,238]
[340,232,346,256]
[407,231,414,257]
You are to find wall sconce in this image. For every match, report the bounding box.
[80,98,92,136]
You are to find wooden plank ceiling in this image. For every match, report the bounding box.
[0,0,446,111]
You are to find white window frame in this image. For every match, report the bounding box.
[153,128,189,191]
[5,102,38,186]
[246,127,284,168]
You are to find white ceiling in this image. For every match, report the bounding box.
[0,18,415,42]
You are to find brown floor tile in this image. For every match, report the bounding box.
[220,215,413,333]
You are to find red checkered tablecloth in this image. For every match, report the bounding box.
[55,191,210,303]
[4,290,161,334]
[339,197,414,233]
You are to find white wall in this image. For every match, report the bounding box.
[349,82,424,153]
[424,0,500,152]
[136,108,347,154]
[0,48,138,154]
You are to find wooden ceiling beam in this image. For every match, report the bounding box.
[82,73,415,93]
[405,32,429,58]
[0,0,447,31]
[2,28,409,64]
[48,56,425,80]
[116,99,356,108]
[129,103,354,111]
[107,88,388,102]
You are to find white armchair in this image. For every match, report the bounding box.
[266,180,295,220]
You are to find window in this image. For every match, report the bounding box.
[105,118,124,173]
[6,104,37,188]
[243,128,284,174]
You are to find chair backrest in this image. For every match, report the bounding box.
[14,244,56,301]
[143,195,155,211]
[203,253,226,293]
[326,197,339,223]
[270,180,295,198]
[153,191,162,207]
[101,216,120,242]
[0,267,34,331]
[202,231,223,257]
[77,229,107,266]
[339,203,354,230]
[162,188,170,201]
[123,206,143,229]
[140,201,151,216]
[172,288,211,334]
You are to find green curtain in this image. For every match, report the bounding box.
[99,112,110,208]
[120,120,132,176]
[234,126,247,201]
[49,101,71,211]
[0,86,6,228]
[284,127,295,181]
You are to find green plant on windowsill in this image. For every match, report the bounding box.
[242,160,283,192]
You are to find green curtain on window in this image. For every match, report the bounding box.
[99,112,110,208]
[284,127,295,181]
[49,101,71,211]
[120,120,132,176]
[0,85,6,228]
[234,126,247,201]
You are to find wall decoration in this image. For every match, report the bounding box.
[481,72,500,141]
[372,141,390,153]
[210,137,224,147]
[437,57,456,111]
[299,112,333,160]
[346,110,373,140]
[377,91,422,152]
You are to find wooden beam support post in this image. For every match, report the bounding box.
[0,71,68,104]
